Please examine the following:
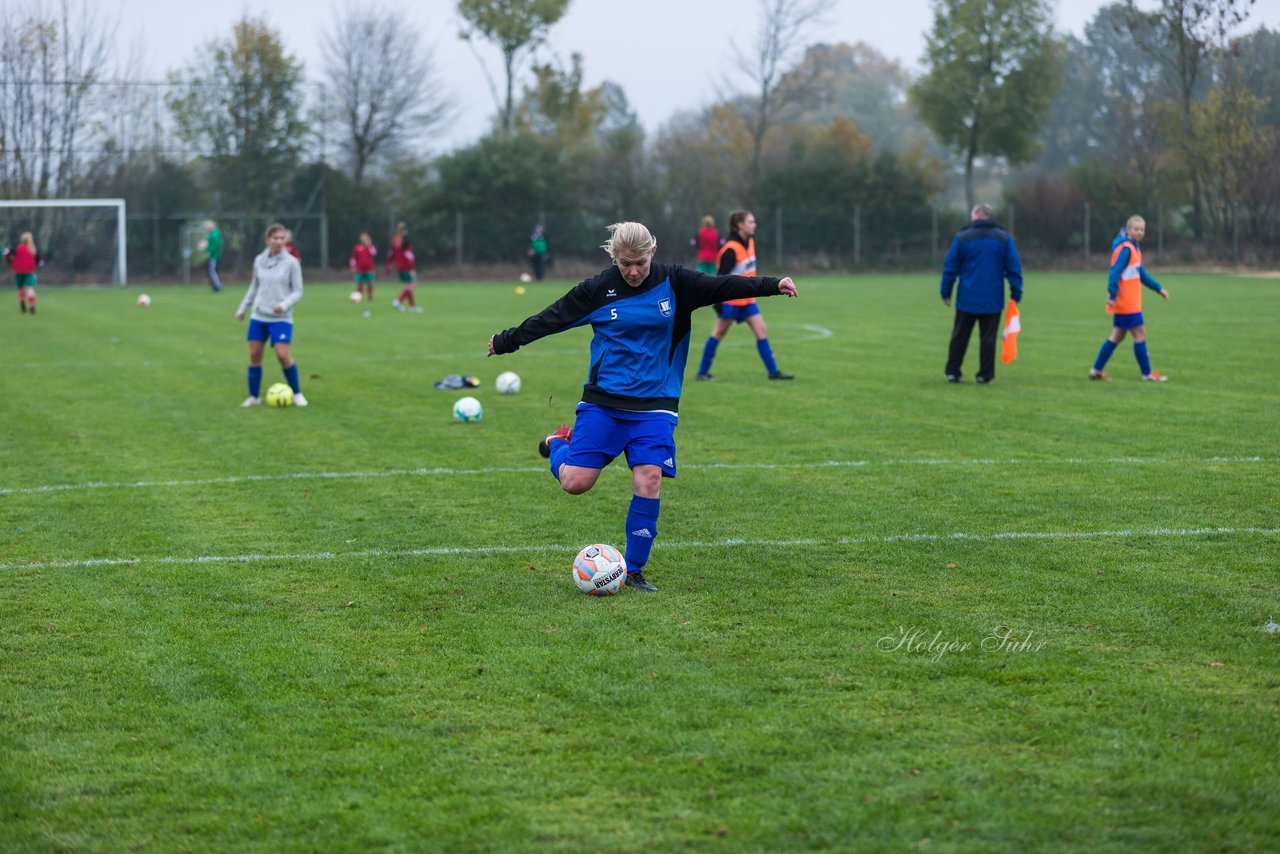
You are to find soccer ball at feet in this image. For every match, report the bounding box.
[136,294,151,307]
[495,371,521,394]
[265,383,294,408]
[573,544,627,596]
[453,396,483,422]
[349,290,363,304]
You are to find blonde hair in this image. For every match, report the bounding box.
[701,215,714,228]
[1126,215,1146,231]
[19,231,35,250]
[601,222,656,259]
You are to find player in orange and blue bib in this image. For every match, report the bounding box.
[1090,215,1170,382]
[695,210,794,381]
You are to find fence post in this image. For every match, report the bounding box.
[776,207,783,267]
[931,205,938,263]
[455,211,464,267]
[319,212,329,273]
[853,205,861,266]
[1083,201,1090,263]
[1232,204,1239,266]
[1157,204,1164,259]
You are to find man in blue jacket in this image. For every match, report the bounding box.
[940,204,1023,384]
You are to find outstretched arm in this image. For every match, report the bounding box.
[673,266,792,308]
[489,279,599,356]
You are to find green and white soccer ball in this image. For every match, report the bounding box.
[265,383,294,408]
[453,396,483,422]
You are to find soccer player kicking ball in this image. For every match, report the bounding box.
[487,222,798,592]
[1090,215,1170,382]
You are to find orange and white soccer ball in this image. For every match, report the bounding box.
[573,544,627,596]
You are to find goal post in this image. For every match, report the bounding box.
[0,198,127,286]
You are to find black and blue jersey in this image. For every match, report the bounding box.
[491,262,782,414]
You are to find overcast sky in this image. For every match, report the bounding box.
[110,0,1280,152]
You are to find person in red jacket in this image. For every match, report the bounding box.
[6,232,41,315]
[691,215,721,274]
[349,231,378,302]
[385,221,421,312]
[284,230,302,262]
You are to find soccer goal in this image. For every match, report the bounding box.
[0,199,127,286]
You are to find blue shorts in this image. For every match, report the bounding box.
[1112,312,1145,330]
[567,403,677,477]
[247,319,294,344]
[715,302,761,323]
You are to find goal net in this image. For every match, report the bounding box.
[0,199,127,286]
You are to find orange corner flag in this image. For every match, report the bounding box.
[1000,299,1020,364]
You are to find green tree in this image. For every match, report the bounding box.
[457,0,572,135]
[166,17,308,216]
[910,0,1064,209]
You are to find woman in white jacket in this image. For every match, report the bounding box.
[236,223,307,406]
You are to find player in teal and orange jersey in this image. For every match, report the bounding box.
[349,232,377,301]
[6,232,41,314]
[695,210,794,381]
[1089,215,1170,382]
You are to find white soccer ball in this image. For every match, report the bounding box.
[519,272,532,283]
[495,371,521,394]
[573,544,627,596]
[453,396,483,422]
[136,294,151,307]
[349,290,363,304]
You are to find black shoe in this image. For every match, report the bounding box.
[946,374,961,383]
[624,571,658,592]
[768,371,795,380]
[696,372,714,381]
[20,302,26,313]
[976,376,992,385]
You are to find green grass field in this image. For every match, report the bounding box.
[2,272,1278,851]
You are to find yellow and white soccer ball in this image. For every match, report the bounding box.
[495,371,521,394]
[452,396,483,422]
[265,383,295,408]
[573,544,627,596]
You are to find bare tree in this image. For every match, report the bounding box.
[1125,0,1256,238]
[323,3,453,184]
[0,0,115,199]
[732,0,832,193]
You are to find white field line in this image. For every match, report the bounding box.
[2,526,1276,573]
[0,456,1266,497]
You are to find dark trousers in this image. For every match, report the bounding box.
[207,257,222,292]
[946,310,1000,380]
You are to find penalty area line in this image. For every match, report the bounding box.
[3,526,1276,573]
